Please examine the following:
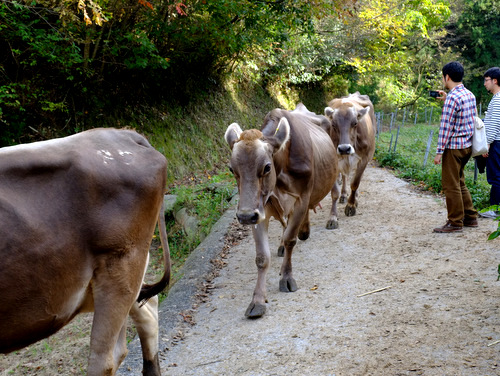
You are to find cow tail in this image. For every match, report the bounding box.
[137,200,172,306]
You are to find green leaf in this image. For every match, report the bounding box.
[488,231,500,241]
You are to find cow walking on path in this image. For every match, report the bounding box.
[0,128,171,376]
[323,92,376,229]
[225,108,338,318]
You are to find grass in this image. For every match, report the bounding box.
[144,169,237,303]
[374,122,491,211]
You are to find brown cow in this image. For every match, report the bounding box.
[323,92,376,229]
[225,107,338,318]
[0,128,171,376]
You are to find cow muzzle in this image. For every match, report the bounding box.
[236,209,263,225]
[338,144,355,155]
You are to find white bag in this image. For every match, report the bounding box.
[471,116,488,157]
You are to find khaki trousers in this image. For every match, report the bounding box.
[441,147,478,226]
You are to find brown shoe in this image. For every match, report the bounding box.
[433,221,463,233]
[464,218,478,227]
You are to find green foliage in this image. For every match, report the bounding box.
[481,205,500,240]
[375,122,490,210]
[1,0,359,143]
[456,0,500,69]
[161,171,235,283]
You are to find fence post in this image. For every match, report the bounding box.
[390,112,395,132]
[376,112,381,140]
[414,112,418,125]
[389,133,394,152]
[474,158,478,183]
[393,125,401,152]
[402,109,406,127]
[423,129,434,167]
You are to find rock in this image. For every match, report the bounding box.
[175,207,200,239]
[163,194,177,214]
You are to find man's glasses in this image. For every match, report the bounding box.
[485,78,492,82]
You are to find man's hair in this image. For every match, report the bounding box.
[484,67,500,83]
[442,61,464,83]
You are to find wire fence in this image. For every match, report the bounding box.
[375,105,486,182]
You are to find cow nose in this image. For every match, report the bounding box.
[237,210,260,225]
[338,144,352,155]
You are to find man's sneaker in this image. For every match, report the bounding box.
[479,210,498,219]
[464,218,478,227]
[433,221,463,233]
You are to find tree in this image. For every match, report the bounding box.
[0,0,359,145]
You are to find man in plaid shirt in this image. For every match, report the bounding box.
[433,61,479,233]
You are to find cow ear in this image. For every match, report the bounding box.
[269,117,290,151]
[225,123,242,150]
[325,107,339,120]
[357,107,369,120]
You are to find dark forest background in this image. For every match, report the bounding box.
[1,0,499,180]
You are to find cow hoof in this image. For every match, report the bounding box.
[142,356,161,376]
[345,205,356,217]
[245,302,266,318]
[339,196,347,204]
[277,245,285,257]
[279,278,298,292]
[326,219,338,230]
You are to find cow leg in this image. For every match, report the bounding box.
[279,201,309,293]
[326,180,341,229]
[129,297,161,376]
[298,210,310,241]
[87,254,147,376]
[339,173,348,203]
[87,299,134,376]
[115,324,129,367]
[246,221,271,318]
[277,208,292,257]
[277,225,286,257]
[345,161,368,216]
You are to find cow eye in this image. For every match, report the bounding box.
[262,163,272,175]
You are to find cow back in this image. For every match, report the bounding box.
[261,109,337,210]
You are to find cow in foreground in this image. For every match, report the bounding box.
[323,92,376,229]
[0,128,171,376]
[225,107,338,318]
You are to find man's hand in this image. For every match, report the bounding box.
[437,90,447,101]
[483,144,490,158]
[434,154,442,165]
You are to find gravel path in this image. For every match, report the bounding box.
[122,163,500,376]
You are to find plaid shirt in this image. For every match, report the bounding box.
[436,84,477,154]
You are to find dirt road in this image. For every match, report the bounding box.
[2,163,499,375]
[121,163,500,376]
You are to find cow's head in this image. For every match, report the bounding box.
[324,103,369,156]
[225,119,290,225]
